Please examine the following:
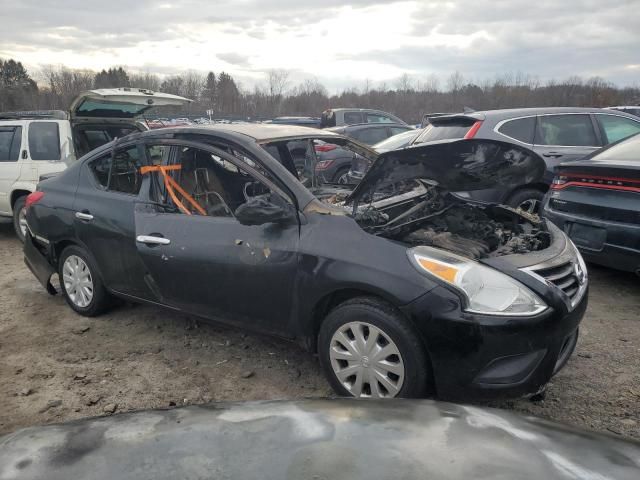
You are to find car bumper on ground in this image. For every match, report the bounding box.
[401,284,587,401]
[543,205,640,274]
[23,232,57,295]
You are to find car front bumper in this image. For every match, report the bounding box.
[401,283,587,401]
[543,204,640,274]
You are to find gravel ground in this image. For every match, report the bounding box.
[0,220,638,438]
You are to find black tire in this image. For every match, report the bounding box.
[58,245,112,317]
[12,195,27,243]
[506,188,545,214]
[318,297,431,398]
[332,166,350,184]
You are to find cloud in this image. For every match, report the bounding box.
[0,0,638,87]
[217,52,251,67]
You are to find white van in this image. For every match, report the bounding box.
[0,88,191,240]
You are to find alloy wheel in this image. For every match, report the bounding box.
[62,255,94,308]
[329,321,405,398]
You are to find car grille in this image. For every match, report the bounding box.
[532,261,581,301]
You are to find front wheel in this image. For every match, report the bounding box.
[58,245,112,316]
[318,297,430,398]
[506,188,545,215]
[12,196,27,243]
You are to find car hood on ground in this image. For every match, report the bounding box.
[1,399,638,480]
[348,138,546,203]
[69,88,192,119]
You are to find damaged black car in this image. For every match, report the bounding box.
[23,124,588,400]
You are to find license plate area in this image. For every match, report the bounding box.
[567,222,606,251]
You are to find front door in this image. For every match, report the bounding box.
[133,140,300,336]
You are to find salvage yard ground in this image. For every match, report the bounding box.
[0,220,638,438]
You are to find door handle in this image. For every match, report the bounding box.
[75,211,94,221]
[136,235,170,245]
[542,152,563,158]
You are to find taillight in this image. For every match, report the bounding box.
[315,144,337,153]
[315,160,335,170]
[25,191,44,210]
[464,121,483,139]
[551,173,640,193]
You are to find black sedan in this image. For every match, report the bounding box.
[24,124,587,400]
[543,133,640,274]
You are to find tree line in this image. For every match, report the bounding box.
[1,58,639,123]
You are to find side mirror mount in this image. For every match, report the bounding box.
[235,194,297,226]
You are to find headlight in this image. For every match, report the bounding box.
[408,246,547,316]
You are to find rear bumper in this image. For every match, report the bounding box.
[401,284,587,401]
[23,232,57,295]
[543,205,640,274]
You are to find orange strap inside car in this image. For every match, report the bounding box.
[140,165,207,216]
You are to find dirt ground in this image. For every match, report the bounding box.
[0,220,638,439]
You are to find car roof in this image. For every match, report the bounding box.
[325,108,394,114]
[328,123,410,132]
[430,107,640,123]
[140,123,343,142]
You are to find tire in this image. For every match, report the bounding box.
[332,166,350,184]
[318,297,430,398]
[506,188,545,215]
[12,195,27,243]
[58,245,112,317]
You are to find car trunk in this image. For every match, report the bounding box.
[68,88,192,158]
[548,159,640,225]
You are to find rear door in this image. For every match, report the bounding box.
[532,114,602,181]
[72,141,152,297]
[0,123,24,214]
[132,139,300,335]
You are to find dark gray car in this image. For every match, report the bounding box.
[320,108,407,128]
[315,123,412,183]
[415,107,640,212]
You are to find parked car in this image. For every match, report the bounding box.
[314,123,413,183]
[606,106,640,118]
[3,399,639,480]
[24,125,587,400]
[411,107,640,212]
[320,108,407,128]
[347,128,424,183]
[0,88,191,241]
[542,133,640,274]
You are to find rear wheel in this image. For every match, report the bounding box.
[318,297,430,398]
[506,188,545,215]
[58,245,112,316]
[12,196,27,243]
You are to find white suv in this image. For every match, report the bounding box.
[0,88,191,241]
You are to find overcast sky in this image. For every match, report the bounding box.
[1,0,638,91]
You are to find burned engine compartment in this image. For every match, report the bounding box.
[324,181,551,260]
